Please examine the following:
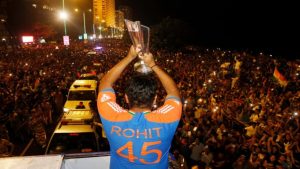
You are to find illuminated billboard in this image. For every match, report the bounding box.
[22,36,34,43]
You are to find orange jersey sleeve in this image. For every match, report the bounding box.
[97,88,132,122]
[145,96,182,123]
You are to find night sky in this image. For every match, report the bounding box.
[6,0,300,59]
[117,0,300,58]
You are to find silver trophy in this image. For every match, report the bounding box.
[125,19,152,74]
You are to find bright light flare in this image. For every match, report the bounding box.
[58,11,68,20]
[22,36,34,43]
[94,46,102,50]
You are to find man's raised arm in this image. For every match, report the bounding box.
[141,53,180,99]
[99,46,137,91]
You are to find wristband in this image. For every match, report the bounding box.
[150,64,157,69]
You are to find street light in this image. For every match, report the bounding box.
[74,8,88,40]
[59,11,68,20]
[61,0,67,35]
[74,8,94,40]
[58,11,68,35]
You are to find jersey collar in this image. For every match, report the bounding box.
[128,111,151,115]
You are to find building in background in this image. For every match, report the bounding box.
[118,6,132,20]
[115,10,124,31]
[93,0,115,28]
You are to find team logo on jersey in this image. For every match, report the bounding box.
[101,94,111,102]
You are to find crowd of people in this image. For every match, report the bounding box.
[0,43,104,154]
[0,40,299,168]
[163,49,300,169]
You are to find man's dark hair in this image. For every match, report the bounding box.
[125,74,157,109]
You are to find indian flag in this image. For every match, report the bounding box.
[273,67,288,87]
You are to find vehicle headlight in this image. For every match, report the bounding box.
[63,108,69,113]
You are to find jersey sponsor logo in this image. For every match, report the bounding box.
[100,94,111,102]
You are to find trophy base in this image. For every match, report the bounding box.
[134,61,152,74]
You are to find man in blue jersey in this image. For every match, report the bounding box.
[97,46,182,169]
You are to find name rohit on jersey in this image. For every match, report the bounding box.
[111,126,162,139]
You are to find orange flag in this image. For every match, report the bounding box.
[273,67,288,87]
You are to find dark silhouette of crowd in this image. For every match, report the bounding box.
[0,40,299,169]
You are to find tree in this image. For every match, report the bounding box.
[31,23,57,40]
